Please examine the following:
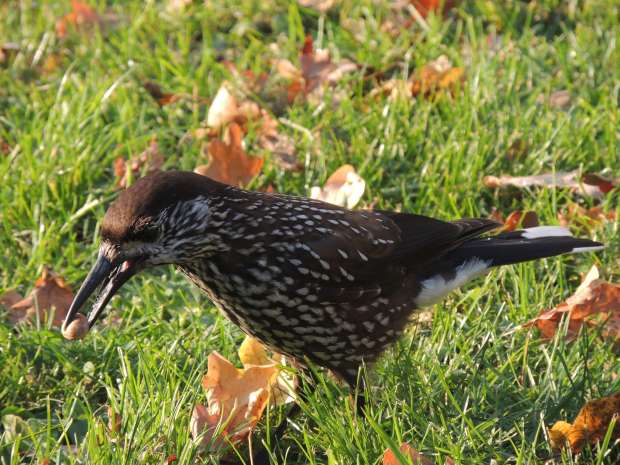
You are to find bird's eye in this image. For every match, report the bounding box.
[128,224,158,243]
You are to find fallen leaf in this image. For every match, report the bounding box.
[114,138,164,188]
[279,35,357,104]
[537,90,571,109]
[411,55,465,98]
[190,352,277,449]
[0,139,11,155]
[501,210,539,232]
[56,1,117,38]
[257,114,301,172]
[0,268,73,326]
[411,0,459,18]
[238,336,272,367]
[167,0,193,13]
[298,0,336,13]
[240,336,297,406]
[206,83,261,132]
[483,171,618,200]
[382,443,435,465]
[558,204,616,232]
[310,165,366,209]
[196,123,263,187]
[107,406,122,434]
[143,81,180,106]
[523,266,620,342]
[549,392,620,453]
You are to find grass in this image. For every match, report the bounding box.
[0,0,619,463]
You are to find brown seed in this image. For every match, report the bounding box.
[62,314,89,340]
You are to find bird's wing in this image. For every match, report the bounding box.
[300,210,500,302]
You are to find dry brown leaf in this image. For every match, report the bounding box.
[190,352,277,449]
[281,35,357,104]
[56,1,117,38]
[549,392,620,453]
[523,266,620,341]
[206,83,260,132]
[196,123,263,187]
[298,0,336,13]
[257,114,301,172]
[114,138,164,188]
[411,55,465,98]
[107,406,122,434]
[143,81,180,107]
[558,204,617,232]
[310,165,366,209]
[0,268,73,326]
[382,443,435,465]
[484,171,618,200]
[537,90,571,109]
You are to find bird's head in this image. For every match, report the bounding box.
[63,170,226,331]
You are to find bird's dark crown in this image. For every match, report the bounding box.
[101,171,225,243]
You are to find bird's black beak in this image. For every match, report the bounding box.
[62,253,144,332]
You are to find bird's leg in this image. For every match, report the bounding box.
[249,368,316,465]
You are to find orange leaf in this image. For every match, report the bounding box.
[190,352,277,449]
[56,1,116,38]
[549,393,620,453]
[411,55,465,98]
[411,0,459,18]
[523,266,620,342]
[310,165,366,209]
[383,443,435,465]
[196,123,263,187]
[501,210,539,232]
[0,268,73,327]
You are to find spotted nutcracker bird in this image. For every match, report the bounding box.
[64,170,603,387]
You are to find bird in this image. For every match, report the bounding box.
[63,170,603,389]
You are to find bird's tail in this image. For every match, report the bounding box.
[452,226,604,267]
[414,226,603,307]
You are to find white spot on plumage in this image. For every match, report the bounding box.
[522,226,572,239]
[415,258,491,307]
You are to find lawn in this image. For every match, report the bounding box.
[0,1,619,464]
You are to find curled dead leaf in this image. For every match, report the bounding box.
[484,171,618,200]
[197,123,263,187]
[501,210,539,232]
[238,336,271,367]
[310,165,366,209]
[549,392,620,453]
[0,268,73,327]
[523,266,620,342]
